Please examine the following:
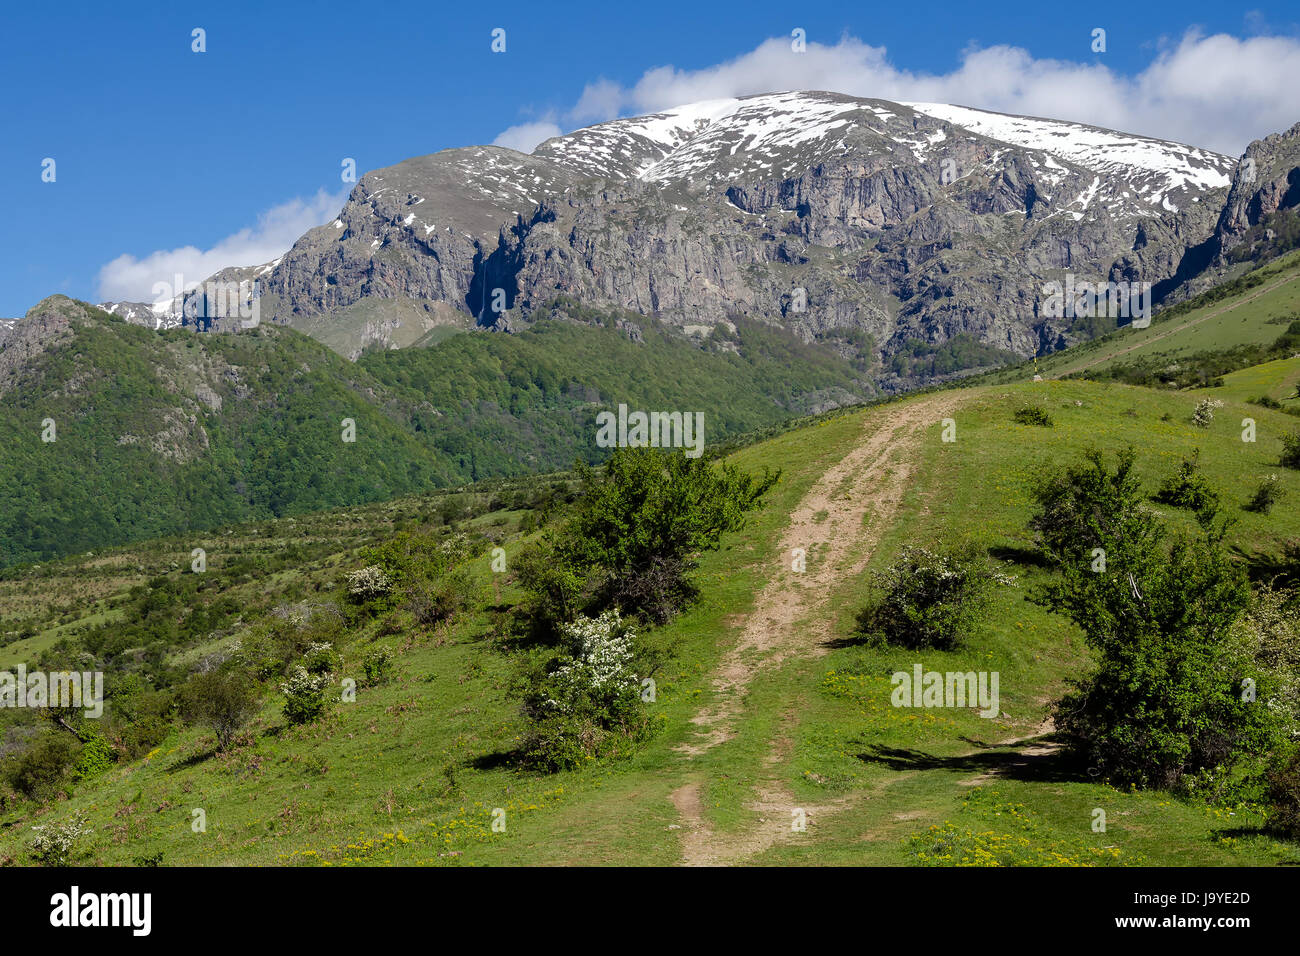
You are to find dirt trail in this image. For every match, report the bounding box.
[1052,269,1300,378]
[670,392,967,865]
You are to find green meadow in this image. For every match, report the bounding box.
[4,363,1298,866]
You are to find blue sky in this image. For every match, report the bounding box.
[2,0,1298,316]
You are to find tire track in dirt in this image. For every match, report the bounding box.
[669,392,969,865]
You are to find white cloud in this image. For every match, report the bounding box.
[492,120,564,153]
[536,30,1300,155]
[96,188,348,303]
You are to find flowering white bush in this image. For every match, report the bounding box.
[1246,473,1286,514]
[1227,585,1300,730]
[545,610,639,714]
[346,565,392,601]
[30,813,92,866]
[280,665,330,724]
[439,533,471,562]
[1192,398,1224,428]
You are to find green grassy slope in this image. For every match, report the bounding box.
[978,249,1300,386]
[3,372,1297,866]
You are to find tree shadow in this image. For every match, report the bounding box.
[468,749,523,772]
[854,737,1083,784]
[987,544,1051,569]
[1230,543,1298,589]
[164,747,219,773]
[822,634,864,650]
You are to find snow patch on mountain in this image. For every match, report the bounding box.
[903,102,1233,210]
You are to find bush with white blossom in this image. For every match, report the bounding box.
[856,542,1015,650]
[280,665,330,724]
[29,813,92,866]
[1192,398,1223,428]
[346,566,392,602]
[523,610,656,770]
[544,610,640,715]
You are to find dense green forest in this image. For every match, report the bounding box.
[0,299,870,568]
[886,333,1017,379]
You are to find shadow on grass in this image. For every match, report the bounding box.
[164,747,219,772]
[853,737,1083,784]
[987,544,1052,569]
[822,634,864,650]
[468,749,523,772]
[1231,544,1298,590]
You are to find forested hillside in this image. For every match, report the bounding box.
[0,297,870,568]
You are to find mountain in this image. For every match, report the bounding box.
[236,91,1245,372]
[9,94,1300,564]
[100,258,283,331]
[0,294,870,567]
[0,296,455,568]
[1129,120,1300,308]
[99,300,175,328]
[1217,121,1300,257]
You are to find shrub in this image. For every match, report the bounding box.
[1245,474,1286,514]
[357,531,477,592]
[1192,398,1224,428]
[604,555,697,627]
[1154,449,1221,523]
[1226,584,1300,729]
[4,733,78,799]
[521,610,655,770]
[1266,747,1300,839]
[545,611,640,711]
[69,732,117,781]
[406,568,477,627]
[346,566,392,603]
[235,605,344,679]
[180,668,261,751]
[1029,447,1157,561]
[279,666,329,725]
[520,448,777,630]
[515,536,589,630]
[360,648,393,687]
[1282,431,1300,469]
[854,542,1014,650]
[301,640,341,676]
[1252,395,1283,410]
[1284,541,1300,589]
[1013,405,1054,427]
[1031,449,1273,788]
[29,813,92,866]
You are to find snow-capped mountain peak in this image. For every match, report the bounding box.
[902,101,1233,212]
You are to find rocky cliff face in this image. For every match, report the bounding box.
[0,296,96,396]
[240,92,1249,368]
[1218,123,1300,241]
[1153,121,1300,301]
